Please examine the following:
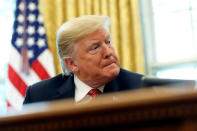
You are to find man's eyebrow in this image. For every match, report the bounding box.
[87,40,100,47]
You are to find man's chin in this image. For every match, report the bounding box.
[104,66,120,78]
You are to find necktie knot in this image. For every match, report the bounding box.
[88,89,101,99]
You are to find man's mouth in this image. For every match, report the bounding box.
[103,59,116,68]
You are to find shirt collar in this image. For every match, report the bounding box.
[74,75,104,102]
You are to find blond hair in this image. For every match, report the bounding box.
[56,15,111,75]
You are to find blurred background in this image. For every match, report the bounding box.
[0,0,197,114]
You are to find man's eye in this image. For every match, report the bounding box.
[91,44,99,50]
[88,44,100,54]
[92,45,99,50]
[105,40,111,45]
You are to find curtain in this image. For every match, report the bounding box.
[39,0,145,74]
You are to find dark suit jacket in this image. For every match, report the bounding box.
[23,68,143,104]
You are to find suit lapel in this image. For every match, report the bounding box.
[103,77,120,93]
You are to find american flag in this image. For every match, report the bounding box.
[7,0,55,110]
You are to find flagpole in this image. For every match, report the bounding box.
[21,0,29,75]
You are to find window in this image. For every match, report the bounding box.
[0,0,16,115]
[140,0,197,80]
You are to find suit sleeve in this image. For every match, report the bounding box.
[23,86,32,104]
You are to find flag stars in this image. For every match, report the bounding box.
[37,39,45,48]
[16,26,24,34]
[27,37,34,46]
[38,26,45,36]
[19,2,25,11]
[28,14,36,23]
[15,38,23,47]
[17,14,24,23]
[28,50,34,59]
[27,26,35,35]
[28,2,36,11]
[38,15,43,23]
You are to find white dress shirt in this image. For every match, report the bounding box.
[74,75,104,103]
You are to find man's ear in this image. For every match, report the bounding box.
[64,58,78,73]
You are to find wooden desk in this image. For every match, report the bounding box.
[1,84,197,131]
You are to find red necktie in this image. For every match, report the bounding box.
[88,89,101,100]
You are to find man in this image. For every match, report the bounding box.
[23,15,143,104]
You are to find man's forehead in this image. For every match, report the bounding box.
[86,29,110,40]
[75,29,109,44]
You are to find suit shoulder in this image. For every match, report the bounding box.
[115,68,144,90]
[23,74,73,104]
[31,74,70,90]
[119,68,143,78]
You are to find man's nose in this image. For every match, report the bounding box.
[102,43,112,59]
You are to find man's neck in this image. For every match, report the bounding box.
[75,74,112,88]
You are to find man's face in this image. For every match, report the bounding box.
[69,28,120,86]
